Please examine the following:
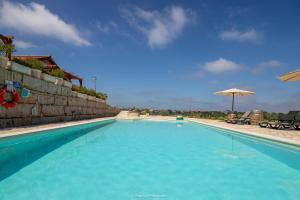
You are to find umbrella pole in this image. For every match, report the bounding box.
[232,93,235,111]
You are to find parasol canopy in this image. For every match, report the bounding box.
[278,68,300,82]
[215,88,255,111]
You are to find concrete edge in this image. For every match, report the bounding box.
[186,118,300,148]
[0,117,116,139]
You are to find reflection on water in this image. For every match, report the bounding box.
[214,128,300,171]
[0,120,114,181]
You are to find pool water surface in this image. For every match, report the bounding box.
[0,120,300,199]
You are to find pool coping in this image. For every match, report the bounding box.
[186,118,300,148]
[0,117,116,139]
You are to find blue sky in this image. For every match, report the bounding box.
[0,0,300,112]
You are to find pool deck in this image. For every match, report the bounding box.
[1,115,300,147]
[186,118,300,147]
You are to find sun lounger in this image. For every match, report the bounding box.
[225,111,238,123]
[225,118,234,123]
[231,111,252,124]
[294,120,300,130]
[259,121,269,128]
[267,111,300,129]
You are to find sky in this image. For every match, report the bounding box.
[0,0,300,112]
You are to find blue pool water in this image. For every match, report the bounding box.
[0,120,300,199]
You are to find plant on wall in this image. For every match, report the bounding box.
[72,85,108,100]
[47,69,65,79]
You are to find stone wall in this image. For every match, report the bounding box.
[0,64,119,128]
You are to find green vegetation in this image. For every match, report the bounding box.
[125,108,285,121]
[263,112,282,122]
[72,85,108,100]
[47,69,65,79]
[149,110,227,120]
[0,44,16,57]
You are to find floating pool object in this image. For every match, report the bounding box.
[176,115,184,120]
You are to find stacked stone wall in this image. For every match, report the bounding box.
[0,67,119,128]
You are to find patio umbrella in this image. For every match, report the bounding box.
[278,68,300,82]
[214,88,255,111]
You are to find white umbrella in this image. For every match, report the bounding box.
[278,68,300,82]
[215,88,255,111]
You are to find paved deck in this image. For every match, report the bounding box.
[186,118,300,147]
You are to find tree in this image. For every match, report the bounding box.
[0,34,16,60]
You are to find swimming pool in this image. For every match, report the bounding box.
[0,119,300,199]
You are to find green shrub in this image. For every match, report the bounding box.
[47,69,65,79]
[96,92,108,100]
[87,88,97,96]
[72,85,108,100]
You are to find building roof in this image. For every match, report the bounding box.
[13,55,59,68]
[0,34,14,44]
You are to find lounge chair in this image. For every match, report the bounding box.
[259,121,269,128]
[267,111,300,129]
[225,111,238,123]
[294,120,300,130]
[231,111,252,124]
[225,118,234,123]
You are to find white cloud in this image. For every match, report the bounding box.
[202,58,241,73]
[120,5,195,48]
[252,60,284,74]
[14,40,36,49]
[219,29,262,43]
[0,1,90,46]
[95,21,118,33]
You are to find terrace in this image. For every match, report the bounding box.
[13,55,83,86]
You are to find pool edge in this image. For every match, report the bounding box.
[0,117,116,139]
[186,118,300,149]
